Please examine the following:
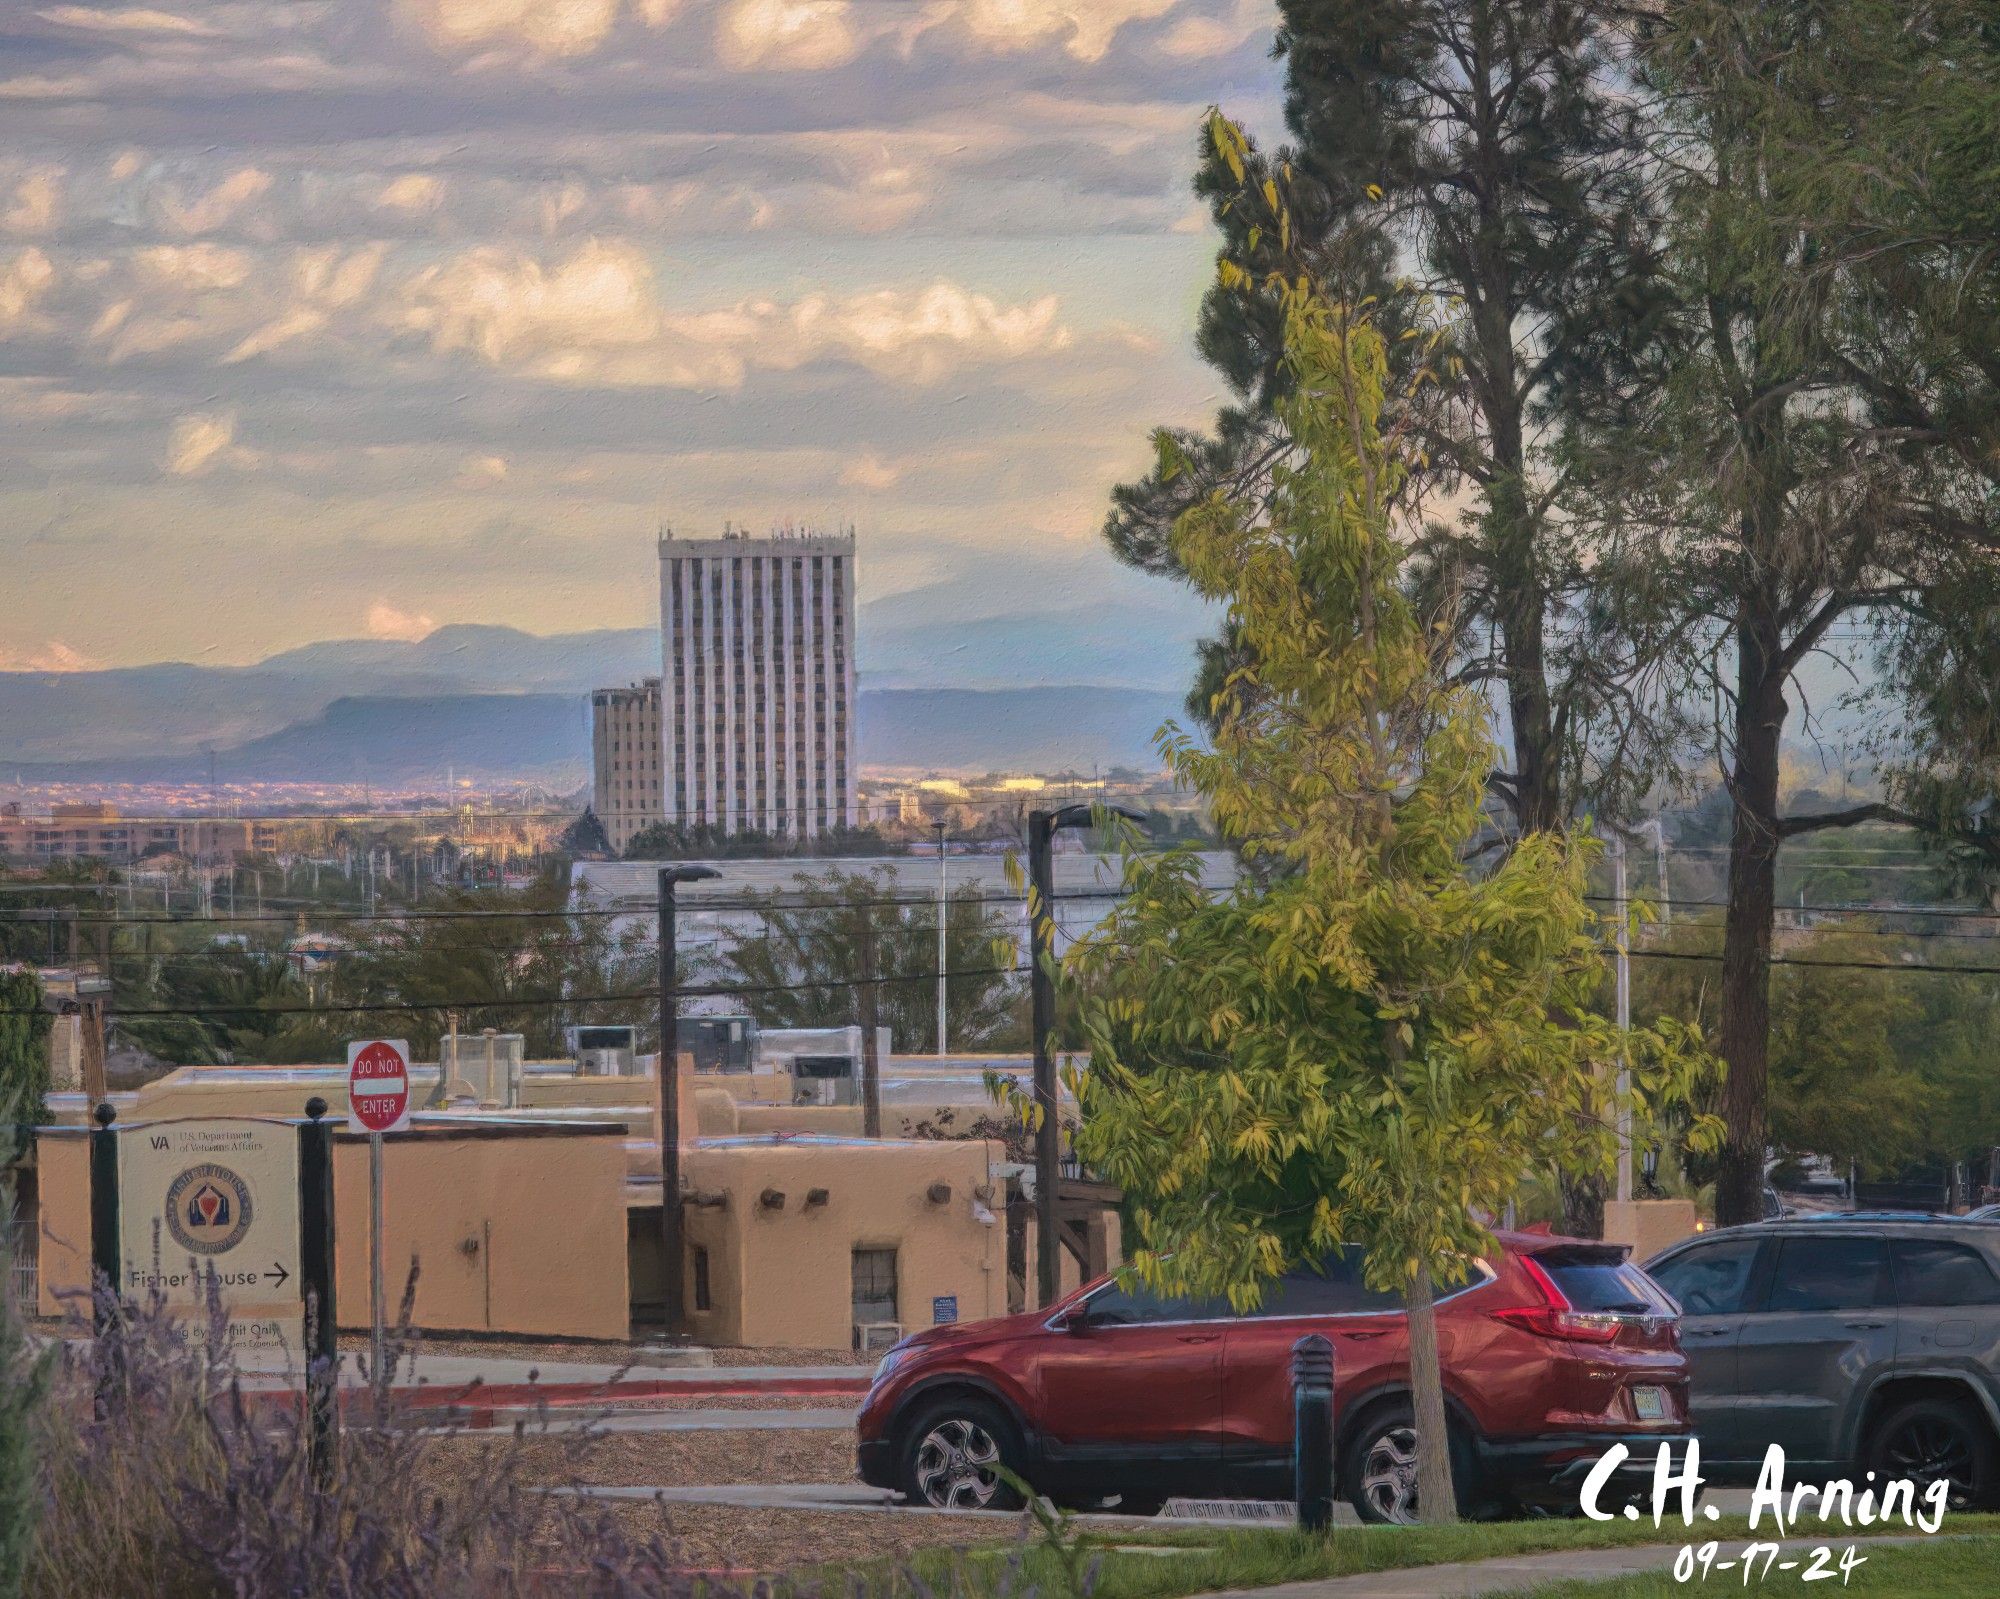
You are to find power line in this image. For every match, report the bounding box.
[1630,948,2000,977]
[2,963,1038,1022]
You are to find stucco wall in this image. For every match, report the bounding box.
[679,1137,1006,1350]
[331,1130,628,1339]
[34,1123,629,1340]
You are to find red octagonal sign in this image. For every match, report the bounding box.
[346,1038,411,1134]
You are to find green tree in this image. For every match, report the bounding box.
[1106,0,1674,836]
[710,868,1023,1051]
[1066,177,1712,1522]
[0,971,50,1125]
[1564,3,2000,1225]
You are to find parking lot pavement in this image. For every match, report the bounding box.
[435,1404,857,1434]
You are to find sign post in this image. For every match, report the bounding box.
[346,1040,411,1387]
[116,1115,303,1361]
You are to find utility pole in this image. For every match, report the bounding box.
[1611,835,1633,1205]
[859,914,882,1139]
[1027,803,1144,1306]
[657,863,718,1334]
[932,820,948,1058]
[1635,817,1670,930]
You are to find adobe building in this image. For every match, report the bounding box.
[17,1039,1110,1351]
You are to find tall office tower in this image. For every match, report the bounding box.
[590,678,663,854]
[658,526,857,838]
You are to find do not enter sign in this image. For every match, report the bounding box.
[346,1038,412,1134]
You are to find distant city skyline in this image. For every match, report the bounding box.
[0,1,1280,674]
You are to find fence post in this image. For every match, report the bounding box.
[88,1101,119,1329]
[299,1096,339,1483]
[1292,1332,1335,1532]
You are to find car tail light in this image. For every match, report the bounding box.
[1492,1304,1625,1343]
[1492,1255,1631,1344]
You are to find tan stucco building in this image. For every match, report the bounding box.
[20,1048,1066,1352]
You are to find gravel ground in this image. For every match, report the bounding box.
[597,1499,1006,1575]
[421,1429,1002,1574]
[441,1427,857,1491]
[339,1333,873,1368]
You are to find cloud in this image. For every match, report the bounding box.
[400,240,1074,387]
[156,167,272,235]
[0,248,55,324]
[377,173,445,213]
[4,170,62,235]
[456,452,510,484]
[930,0,1179,62]
[1155,0,1273,59]
[0,638,99,672]
[365,600,438,640]
[715,0,861,71]
[838,450,902,489]
[406,0,680,57]
[163,410,245,475]
[36,6,216,35]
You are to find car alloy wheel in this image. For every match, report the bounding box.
[1360,1423,1422,1525]
[1879,1413,1981,1509]
[913,1416,1005,1510]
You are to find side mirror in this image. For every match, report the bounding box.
[1050,1305,1088,1333]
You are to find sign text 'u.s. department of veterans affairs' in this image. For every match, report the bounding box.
[118,1117,302,1359]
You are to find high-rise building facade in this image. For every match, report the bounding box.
[658,527,857,838]
[590,678,663,853]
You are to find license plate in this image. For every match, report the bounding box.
[1633,1386,1668,1421]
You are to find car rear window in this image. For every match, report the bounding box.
[1537,1256,1668,1314]
[1893,1239,2000,1307]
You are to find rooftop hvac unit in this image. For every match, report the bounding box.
[441,1031,525,1107]
[683,1014,757,1073]
[792,1054,857,1106]
[568,1023,637,1077]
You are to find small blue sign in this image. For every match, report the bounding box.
[932,1295,959,1325]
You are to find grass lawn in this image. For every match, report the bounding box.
[867,1513,2000,1599]
[1498,1534,2000,1597]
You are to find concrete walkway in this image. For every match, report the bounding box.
[1181,1534,1932,1599]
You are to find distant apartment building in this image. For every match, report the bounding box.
[0,802,275,863]
[657,527,857,839]
[590,678,664,854]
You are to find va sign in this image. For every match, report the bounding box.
[119,1118,302,1358]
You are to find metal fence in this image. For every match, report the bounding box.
[6,1214,35,1320]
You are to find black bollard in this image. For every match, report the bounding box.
[299,1096,339,1484]
[1292,1332,1336,1531]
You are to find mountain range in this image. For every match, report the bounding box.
[0,621,1192,783]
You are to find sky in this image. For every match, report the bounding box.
[0,0,1283,674]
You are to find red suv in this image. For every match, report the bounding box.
[857,1232,1690,1521]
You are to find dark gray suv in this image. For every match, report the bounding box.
[1645,1217,2000,1509]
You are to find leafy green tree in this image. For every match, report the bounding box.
[1067,181,1713,1522]
[0,971,50,1125]
[1564,3,2000,1224]
[710,868,1023,1051]
[1107,0,1673,836]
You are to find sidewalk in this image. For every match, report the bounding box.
[1183,1534,1932,1599]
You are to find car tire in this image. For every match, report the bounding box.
[897,1396,1027,1512]
[1865,1397,2000,1512]
[1342,1402,1483,1525]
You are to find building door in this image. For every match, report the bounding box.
[852,1247,899,1344]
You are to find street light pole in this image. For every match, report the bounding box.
[933,820,948,1058]
[1611,836,1633,1205]
[658,863,719,1335]
[1027,803,1144,1308]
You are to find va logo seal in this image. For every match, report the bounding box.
[164,1162,253,1256]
